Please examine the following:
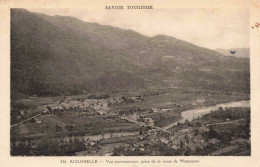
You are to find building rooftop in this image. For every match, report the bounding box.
[211,145,239,156]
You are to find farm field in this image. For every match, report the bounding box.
[10,87,250,156]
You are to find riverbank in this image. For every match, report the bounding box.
[162,100,250,130]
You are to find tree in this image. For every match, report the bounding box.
[194,129,199,136]
[159,114,163,122]
[209,126,218,139]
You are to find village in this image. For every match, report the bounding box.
[10,89,250,156]
[111,106,250,156]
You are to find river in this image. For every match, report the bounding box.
[163,100,250,130]
[63,131,139,142]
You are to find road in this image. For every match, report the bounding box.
[205,119,244,127]
[120,116,171,134]
[162,122,177,130]
[11,113,42,128]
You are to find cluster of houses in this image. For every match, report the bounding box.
[37,99,109,115]
[112,125,212,155]
[32,95,146,116]
[210,137,250,156]
[130,124,239,155]
[15,94,147,124]
[125,113,155,126]
[160,127,207,153]
[191,98,206,106]
[29,97,124,116]
[117,140,158,155]
[136,125,213,154]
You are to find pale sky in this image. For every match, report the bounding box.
[28,8,249,49]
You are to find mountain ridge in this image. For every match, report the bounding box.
[214,48,249,58]
[11,9,250,99]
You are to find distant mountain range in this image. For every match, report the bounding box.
[214,48,250,58]
[11,9,250,99]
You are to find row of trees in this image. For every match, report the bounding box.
[11,136,87,156]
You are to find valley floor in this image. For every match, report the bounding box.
[10,87,250,156]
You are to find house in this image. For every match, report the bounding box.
[160,137,169,144]
[187,133,195,140]
[149,150,157,156]
[129,113,141,121]
[136,141,145,147]
[178,136,187,148]
[194,139,208,149]
[186,143,197,153]
[33,118,42,124]
[47,104,60,113]
[200,141,208,147]
[230,138,249,145]
[130,147,136,151]
[147,129,158,135]
[19,110,25,116]
[69,101,82,109]
[60,102,70,110]
[194,135,205,142]
[179,127,193,134]
[196,98,205,103]
[161,109,172,112]
[143,118,155,126]
[42,110,49,114]
[173,131,181,139]
[192,98,205,106]
[75,150,89,156]
[31,141,38,149]
[199,126,210,133]
[195,142,205,150]
[171,145,179,150]
[151,107,158,113]
[57,106,63,111]
[139,148,145,152]
[171,139,180,149]
[149,136,158,143]
[179,128,190,134]
[16,115,22,120]
[211,145,239,156]
[29,94,37,99]
[138,136,144,141]
[209,138,221,145]
[179,136,187,144]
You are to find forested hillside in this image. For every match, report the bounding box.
[11,9,250,99]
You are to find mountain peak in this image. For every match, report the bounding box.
[11,9,250,98]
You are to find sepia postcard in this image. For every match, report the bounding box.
[0,0,260,167]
